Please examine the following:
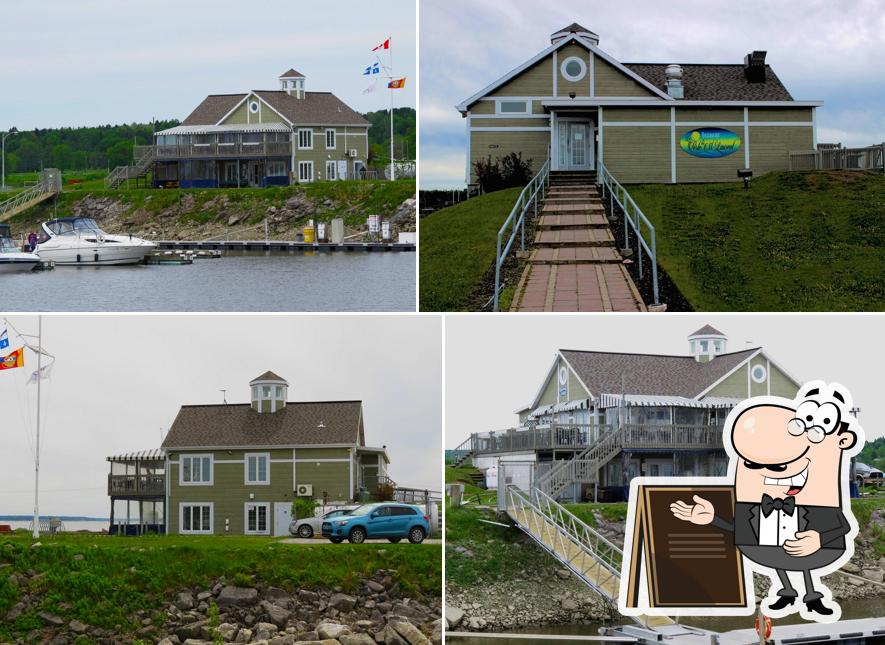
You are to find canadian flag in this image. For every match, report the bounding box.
[372,38,390,51]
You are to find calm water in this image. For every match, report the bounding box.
[4,520,108,533]
[1,252,415,312]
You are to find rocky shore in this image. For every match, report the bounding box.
[5,569,440,645]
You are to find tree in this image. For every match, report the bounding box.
[107,140,133,168]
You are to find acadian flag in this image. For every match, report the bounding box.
[388,78,406,89]
[0,326,8,350]
[0,348,24,371]
[372,38,390,51]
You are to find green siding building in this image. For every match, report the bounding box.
[161,371,389,536]
[457,23,822,184]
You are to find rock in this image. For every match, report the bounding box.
[298,589,319,603]
[218,623,239,640]
[177,592,196,610]
[183,640,211,645]
[294,641,340,645]
[381,625,408,645]
[235,628,253,643]
[317,622,351,639]
[218,586,259,608]
[365,580,385,593]
[262,600,292,627]
[69,620,89,634]
[197,591,213,601]
[391,602,424,620]
[296,631,319,641]
[561,598,578,611]
[73,554,84,561]
[269,635,295,645]
[340,635,377,645]
[390,621,431,645]
[444,606,464,629]
[429,619,442,645]
[39,611,64,626]
[328,593,357,612]
[555,569,571,580]
[256,622,280,640]
[862,568,884,584]
[158,639,175,645]
[31,542,41,548]
[843,562,861,574]
[176,621,208,640]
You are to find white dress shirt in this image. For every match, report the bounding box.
[758,506,798,546]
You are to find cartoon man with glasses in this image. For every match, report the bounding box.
[670,382,863,622]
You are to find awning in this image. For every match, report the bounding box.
[527,398,594,419]
[155,123,291,136]
[598,394,743,409]
[106,448,165,462]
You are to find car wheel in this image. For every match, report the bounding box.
[388,537,402,543]
[330,537,343,544]
[348,527,367,544]
[408,527,425,544]
[298,524,314,538]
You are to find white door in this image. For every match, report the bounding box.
[337,160,348,180]
[556,122,594,171]
[274,502,292,537]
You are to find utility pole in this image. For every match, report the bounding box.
[2,128,18,192]
[32,315,43,540]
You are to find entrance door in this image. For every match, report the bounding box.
[556,121,595,171]
[274,502,292,537]
[249,161,262,187]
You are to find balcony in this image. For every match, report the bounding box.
[143,143,292,160]
[108,474,165,498]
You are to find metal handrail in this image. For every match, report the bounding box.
[537,426,622,498]
[597,161,659,305]
[0,172,60,221]
[492,154,551,311]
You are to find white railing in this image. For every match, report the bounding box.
[597,162,659,306]
[789,144,885,171]
[537,427,622,498]
[492,154,551,311]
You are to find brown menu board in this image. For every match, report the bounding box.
[625,485,746,609]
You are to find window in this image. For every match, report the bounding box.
[180,454,212,485]
[392,506,417,516]
[325,129,336,149]
[496,100,530,115]
[700,340,709,353]
[298,161,314,183]
[298,128,313,149]
[266,161,286,177]
[245,453,270,485]
[180,503,212,534]
[224,162,238,184]
[242,132,262,145]
[262,386,271,397]
[249,100,259,114]
[275,386,283,398]
[251,385,259,401]
[326,160,337,180]
[561,56,587,82]
[714,340,723,354]
[245,502,270,535]
[192,134,211,146]
[218,133,237,145]
[751,364,768,383]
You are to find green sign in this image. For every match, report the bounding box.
[679,128,741,158]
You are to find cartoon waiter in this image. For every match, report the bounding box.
[670,382,862,621]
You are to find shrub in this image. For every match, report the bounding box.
[472,153,534,194]
[376,483,396,502]
[292,497,319,520]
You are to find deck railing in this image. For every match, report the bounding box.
[108,474,166,497]
[789,144,885,171]
[151,142,292,159]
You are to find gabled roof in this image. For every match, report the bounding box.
[250,370,286,383]
[182,94,248,125]
[182,91,370,127]
[162,400,364,448]
[624,63,793,101]
[555,22,597,36]
[689,324,725,337]
[279,68,305,78]
[558,347,762,400]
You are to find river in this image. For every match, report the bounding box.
[0,252,415,312]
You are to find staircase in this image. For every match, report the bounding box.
[105,146,155,189]
[537,426,623,499]
[0,169,62,223]
[510,171,645,312]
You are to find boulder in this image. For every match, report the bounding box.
[176,592,196,610]
[294,641,340,645]
[157,639,176,645]
[444,606,464,629]
[176,621,208,641]
[217,586,259,608]
[365,580,385,594]
[262,600,292,627]
[390,621,430,645]
[39,612,64,626]
[328,592,357,612]
[862,568,884,584]
[428,619,442,645]
[298,589,319,603]
[268,636,295,645]
[69,620,89,634]
[340,634,377,645]
[555,569,571,580]
[217,623,239,640]
[235,628,253,643]
[255,622,280,640]
[381,625,408,645]
[317,622,351,639]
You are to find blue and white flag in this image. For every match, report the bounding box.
[0,327,8,350]
[363,62,380,76]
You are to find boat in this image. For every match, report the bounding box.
[0,224,41,273]
[34,217,155,266]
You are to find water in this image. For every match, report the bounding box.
[0,252,416,312]
[3,520,108,533]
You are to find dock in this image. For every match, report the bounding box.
[155,240,415,253]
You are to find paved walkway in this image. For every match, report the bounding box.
[511,172,646,312]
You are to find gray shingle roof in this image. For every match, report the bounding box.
[559,348,760,399]
[554,23,598,37]
[689,325,725,337]
[280,68,304,78]
[181,91,370,127]
[623,63,793,101]
[161,401,364,448]
[250,370,286,383]
[181,94,247,126]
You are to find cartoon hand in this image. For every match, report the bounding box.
[784,530,822,557]
[670,495,715,525]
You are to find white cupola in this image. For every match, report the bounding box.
[688,325,728,363]
[550,22,599,46]
[279,68,306,99]
[250,370,288,413]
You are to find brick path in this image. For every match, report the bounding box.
[511,171,646,312]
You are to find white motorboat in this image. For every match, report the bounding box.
[0,224,40,273]
[35,217,155,266]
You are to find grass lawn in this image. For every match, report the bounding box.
[0,532,439,640]
[628,170,885,311]
[419,187,522,311]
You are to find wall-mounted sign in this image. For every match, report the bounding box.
[679,128,741,158]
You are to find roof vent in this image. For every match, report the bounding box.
[743,51,767,83]
[665,64,684,99]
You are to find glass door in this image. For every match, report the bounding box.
[557,122,592,170]
[570,124,587,167]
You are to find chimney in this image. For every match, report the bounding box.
[665,64,684,99]
[743,51,767,83]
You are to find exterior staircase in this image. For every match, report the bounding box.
[0,169,62,223]
[510,171,645,311]
[537,426,623,499]
[105,146,155,189]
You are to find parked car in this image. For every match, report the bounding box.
[321,502,430,544]
[289,506,357,538]
[856,462,884,488]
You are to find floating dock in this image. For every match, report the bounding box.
[155,240,415,253]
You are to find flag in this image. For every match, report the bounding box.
[388,78,406,89]
[0,348,23,371]
[0,327,7,350]
[28,363,52,384]
[372,38,390,51]
[363,80,377,94]
[363,62,380,76]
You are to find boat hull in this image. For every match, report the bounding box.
[0,255,40,273]
[35,241,155,266]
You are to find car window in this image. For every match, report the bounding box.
[392,507,417,516]
[374,506,392,517]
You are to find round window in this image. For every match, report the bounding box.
[558,366,568,385]
[751,364,767,383]
[561,56,587,82]
[249,100,259,114]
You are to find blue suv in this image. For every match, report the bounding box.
[321,502,430,544]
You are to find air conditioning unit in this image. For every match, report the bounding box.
[348,149,358,158]
[296,484,313,497]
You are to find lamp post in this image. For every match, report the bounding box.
[2,127,18,192]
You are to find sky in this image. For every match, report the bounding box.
[0,314,441,518]
[445,314,884,447]
[0,0,415,131]
[419,0,885,188]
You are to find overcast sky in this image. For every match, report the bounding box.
[0,314,440,518]
[445,314,884,447]
[0,0,415,131]
[420,0,885,188]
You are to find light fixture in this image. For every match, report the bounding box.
[569,92,576,99]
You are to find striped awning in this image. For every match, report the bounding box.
[598,394,743,409]
[527,397,594,419]
[106,448,165,462]
[155,123,291,136]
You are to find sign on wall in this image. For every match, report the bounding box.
[679,128,741,158]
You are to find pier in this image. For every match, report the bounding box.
[155,240,416,253]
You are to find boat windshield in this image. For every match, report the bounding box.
[0,236,19,253]
[46,218,107,236]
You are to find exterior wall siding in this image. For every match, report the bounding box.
[469,131,549,183]
[223,101,249,125]
[293,127,370,181]
[676,108,744,122]
[556,43,591,97]
[604,108,670,122]
[489,56,554,97]
[748,126,813,175]
[748,108,813,122]
[768,362,799,397]
[594,57,658,97]
[675,124,744,183]
[707,364,751,399]
[601,126,670,183]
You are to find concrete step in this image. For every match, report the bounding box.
[534,229,615,247]
[542,202,605,214]
[548,185,598,193]
[538,213,609,229]
[528,246,622,264]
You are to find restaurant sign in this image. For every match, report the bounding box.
[679,128,741,158]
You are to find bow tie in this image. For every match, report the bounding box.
[761,494,795,517]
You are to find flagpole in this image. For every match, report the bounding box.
[389,37,395,181]
[32,314,42,540]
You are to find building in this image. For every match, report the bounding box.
[453,326,801,501]
[456,23,821,184]
[149,69,371,188]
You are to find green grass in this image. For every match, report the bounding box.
[628,170,885,311]
[562,502,628,528]
[0,533,439,640]
[419,187,522,311]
